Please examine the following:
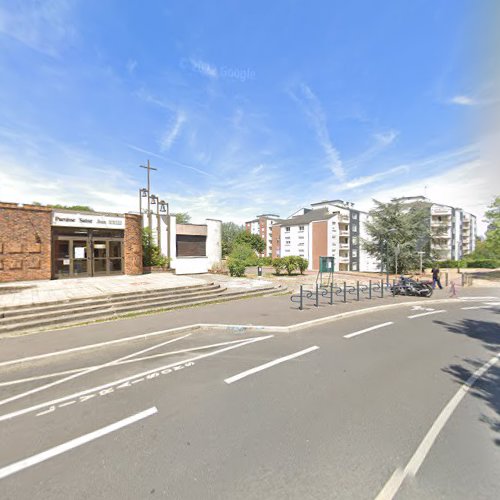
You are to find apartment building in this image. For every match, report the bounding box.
[395,196,477,260]
[245,214,281,257]
[269,200,380,272]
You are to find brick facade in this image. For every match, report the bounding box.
[0,203,52,283]
[124,213,143,275]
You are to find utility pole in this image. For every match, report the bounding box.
[417,251,425,274]
[139,160,157,230]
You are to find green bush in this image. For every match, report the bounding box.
[227,259,246,277]
[258,256,273,266]
[229,243,259,266]
[142,228,169,267]
[432,259,466,269]
[464,259,499,268]
[282,256,298,275]
[272,257,285,275]
[296,257,309,274]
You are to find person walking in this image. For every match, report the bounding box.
[431,266,443,289]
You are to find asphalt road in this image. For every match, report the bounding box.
[0,293,499,499]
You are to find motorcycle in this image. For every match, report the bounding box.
[390,276,433,298]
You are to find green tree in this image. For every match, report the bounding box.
[32,202,94,212]
[235,231,266,255]
[175,212,191,224]
[362,199,434,274]
[222,222,244,257]
[229,242,258,265]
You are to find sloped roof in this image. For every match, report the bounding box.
[274,207,336,226]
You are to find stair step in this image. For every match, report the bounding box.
[0,284,222,320]
[0,286,286,335]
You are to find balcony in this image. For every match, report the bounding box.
[339,243,349,249]
[339,215,349,222]
[338,256,349,263]
[339,230,349,236]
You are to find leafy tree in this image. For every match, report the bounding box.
[222,222,244,257]
[282,256,298,275]
[175,212,191,224]
[272,257,285,275]
[228,242,259,266]
[235,231,266,255]
[297,257,309,274]
[482,196,500,257]
[362,199,434,274]
[32,202,94,212]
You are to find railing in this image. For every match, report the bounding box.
[290,276,473,310]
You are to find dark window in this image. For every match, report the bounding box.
[176,235,207,257]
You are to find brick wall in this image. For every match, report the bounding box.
[0,203,52,283]
[124,214,143,275]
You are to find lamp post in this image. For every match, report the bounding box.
[417,251,425,274]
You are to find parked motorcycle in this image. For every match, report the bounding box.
[391,276,433,297]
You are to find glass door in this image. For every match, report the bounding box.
[92,240,108,276]
[54,239,71,278]
[72,240,90,277]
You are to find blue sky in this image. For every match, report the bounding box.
[0,0,498,233]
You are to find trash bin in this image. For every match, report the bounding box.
[257,266,263,277]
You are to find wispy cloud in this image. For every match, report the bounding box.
[289,83,346,180]
[449,95,477,106]
[340,165,409,190]
[345,129,399,170]
[0,0,76,56]
[126,59,138,73]
[189,58,218,79]
[159,111,186,151]
[127,144,214,178]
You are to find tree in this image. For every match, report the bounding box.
[465,196,500,261]
[362,199,434,274]
[175,212,191,224]
[222,222,244,257]
[32,202,94,212]
[235,231,266,255]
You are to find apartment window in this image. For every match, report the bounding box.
[285,227,290,232]
[352,237,358,245]
[299,226,304,231]
[352,250,358,257]
[352,224,358,232]
[352,213,358,220]
[299,236,304,239]
[299,243,304,246]
[352,263,358,271]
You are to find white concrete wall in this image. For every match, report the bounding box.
[174,257,209,274]
[206,219,222,268]
[359,214,381,272]
[280,224,309,262]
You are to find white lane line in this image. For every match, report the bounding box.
[58,400,76,408]
[407,310,445,319]
[375,352,500,500]
[0,337,266,388]
[0,407,157,480]
[0,326,196,368]
[0,334,191,409]
[483,302,500,305]
[458,296,496,301]
[461,306,492,310]
[0,335,273,423]
[224,346,319,385]
[343,322,394,339]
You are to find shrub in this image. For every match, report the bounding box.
[282,256,298,275]
[464,259,499,268]
[210,261,228,274]
[297,257,309,274]
[227,259,246,277]
[258,256,273,266]
[272,257,285,275]
[142,228,169,267]
[433,259,466,268]
[229,243,259,266]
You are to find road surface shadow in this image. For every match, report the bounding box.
[435,317,500,446]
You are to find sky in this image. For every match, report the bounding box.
[0,0,498,234]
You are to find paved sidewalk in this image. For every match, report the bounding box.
[0,273,276,309]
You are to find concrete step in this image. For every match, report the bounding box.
[0,285,226,326]
[0,285,287,335]
[0,283,222,320]
[0,282,219,314]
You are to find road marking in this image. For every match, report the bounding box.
[375,352,500,500]
[410,306,434,311]
[343,322,394,339]
[0,335,273,423]
[0,326,196,368]
[224,346,319,384]
[0,334,191,409]
[461,306,492,310]
[0,337,265,388]
[483,301,500,305]
[0,407,158,480]
[457,296,496,301]
[58,400,76,408]
[407,310,445,319]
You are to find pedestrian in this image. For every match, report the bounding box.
[431,266,443,289]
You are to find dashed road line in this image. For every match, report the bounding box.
[224,345,319,384]
[343,322,394,339]
[0,407,158,480]
[408,310,445,319]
